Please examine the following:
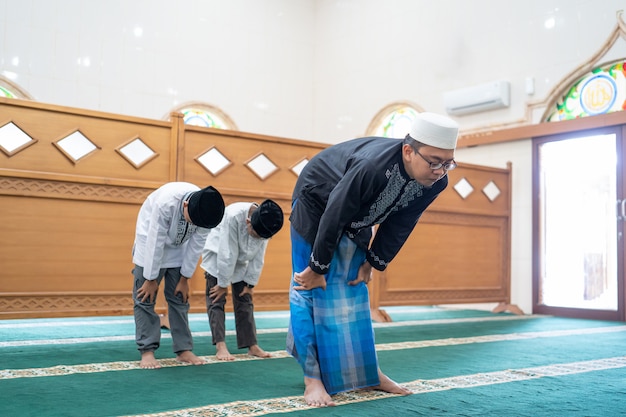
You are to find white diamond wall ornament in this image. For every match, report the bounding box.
[454,178,474,199]
[55,131,98,162]
[117,138,157,168]
[246,153,278,180]
[290,158,309,176]
[197,147,232,176]
[0,122,36,155]
[483,181,501,201]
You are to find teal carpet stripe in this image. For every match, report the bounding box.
[0,306,503,342]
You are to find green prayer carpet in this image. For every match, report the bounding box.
[0,306,624,417]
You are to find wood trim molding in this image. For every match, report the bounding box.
[0,176,153,204]
[458,110,626,148]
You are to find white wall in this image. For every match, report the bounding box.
[1,0,626,313]
[0,0,316,140]
[2,0,624,141]
[313,0,626,142]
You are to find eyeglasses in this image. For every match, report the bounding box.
[414,148,457,171]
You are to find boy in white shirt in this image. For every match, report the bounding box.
[132,182,225,369]
[201,199,283,360]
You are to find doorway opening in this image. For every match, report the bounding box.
[533,128,624,320]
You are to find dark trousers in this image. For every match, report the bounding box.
[205,272,257,349]
[133,266,193,354]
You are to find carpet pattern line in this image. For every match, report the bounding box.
[2,325,624,380]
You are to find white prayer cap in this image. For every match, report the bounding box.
[409,112,459,150]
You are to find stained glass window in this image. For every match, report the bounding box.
[0,86,16,98]
[372,106,420,138]
[181,108,228,128]
[547,60,626,121]
[169,103,237,130]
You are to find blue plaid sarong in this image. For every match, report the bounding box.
[286,226,379,394]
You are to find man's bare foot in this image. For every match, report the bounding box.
[176,350,206,365]
[374,370,412,395]
[304,376,336,407]
[248,344,271,358]
[140,351,161,369]
[215,342,235,361]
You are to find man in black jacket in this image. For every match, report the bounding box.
[287,112,459,406]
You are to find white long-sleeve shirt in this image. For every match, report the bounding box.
[132,182,210,280]
[201,202,268,288]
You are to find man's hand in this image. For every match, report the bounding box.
[137,279,159,303]
[293,267,327,291]
[175,276,190,303]
[209,285,228,302]
[348,261,373,286]
[239,285,254,297]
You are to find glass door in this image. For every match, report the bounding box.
[533,127,624,321]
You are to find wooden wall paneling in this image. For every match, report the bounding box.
[0,195,139,317]
[380,212,510,303]
[0,98,515,319]
[372,162,514,319]
[0,98,174,187]
[429,162,511,216]
[0,98,179,318]
[180,126,325,199]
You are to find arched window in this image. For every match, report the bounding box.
[546,59,626,122]
[167,102,238,130]
[365,101,424,138]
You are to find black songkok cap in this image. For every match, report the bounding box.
[250,199,284,238]
[187,186,225,229]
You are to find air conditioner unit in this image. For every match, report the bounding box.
[443,80,510,116]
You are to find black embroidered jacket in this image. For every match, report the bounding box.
[290,136,447,274]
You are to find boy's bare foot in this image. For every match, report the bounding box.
[215,342,235,361]
[176,350,206,365]
[248,344,271,358]
[304,376,336,407]
[140,351,161,369]
[374,370,412,395]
